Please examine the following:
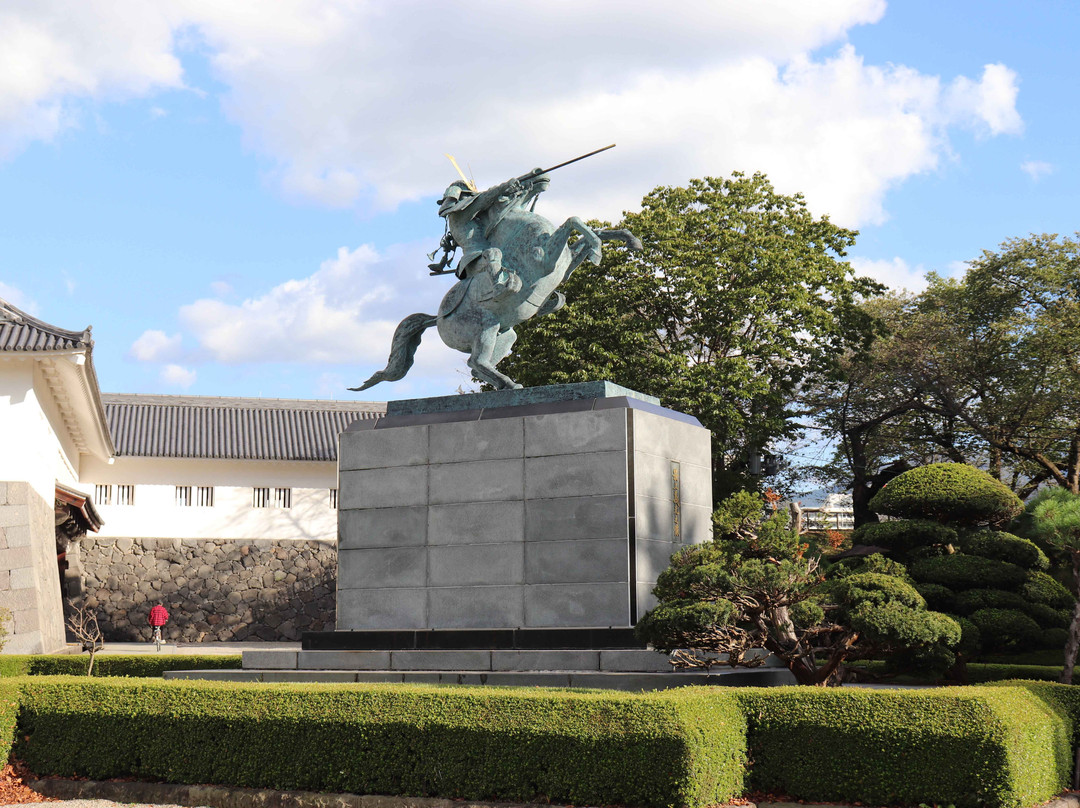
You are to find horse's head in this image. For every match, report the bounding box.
[523,170,550,196]
[514,171,550,212]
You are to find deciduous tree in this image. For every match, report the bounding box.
[501,172,883,497]
[806,234,1080,518]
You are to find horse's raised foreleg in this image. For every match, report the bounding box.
[468,324,521,390]
[545,216,603,280]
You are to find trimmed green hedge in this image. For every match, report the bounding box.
[733,686,1069,808]
[0,655,242,678]
[1,677,1077,808]
[0,679,18,763]
[849,661,1064,683]
[968,665,1063,683]
[13,677,747,808]
[992,680,1080,746]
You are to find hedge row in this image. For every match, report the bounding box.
[12,677,746,808]
[990,680,1080,746]
[0,655,242,678]
[0,679,17,763]
[967,664,1063,683]
[733,686,1069,808]
[3,677,1078,808]
[852,660,1065,683]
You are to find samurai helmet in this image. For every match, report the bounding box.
[437,180,474,205]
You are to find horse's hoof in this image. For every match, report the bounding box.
[587,249,602,265]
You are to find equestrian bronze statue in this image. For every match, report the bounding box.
[351,147,641,391]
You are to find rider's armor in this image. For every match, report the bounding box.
[437,179,525,303]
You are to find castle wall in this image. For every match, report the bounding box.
[0,482,66,653]
[76,537,336,641]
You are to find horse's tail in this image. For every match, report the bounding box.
[349,313,438,391]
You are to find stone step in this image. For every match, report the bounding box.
[164,667,797,690]
[242,647,779,673]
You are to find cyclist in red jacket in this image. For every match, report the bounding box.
[148,604,169,650]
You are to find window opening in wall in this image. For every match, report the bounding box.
[116,485,135,506]
[275,488,292,509]
[253,487,270,508]
[94,485,112,506]
[175,486,193,506]
[196,486,215,507]
[329,488,338,509]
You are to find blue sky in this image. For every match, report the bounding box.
[1,1,1077,405]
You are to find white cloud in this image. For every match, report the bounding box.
[1021,160,1054,181]
[0,0,183,159]
[179,244,393,363]
[850,256,930,293]
[160,363,196,388]
[0,282,38,313]
[0,2,1023,227]
[944,63,1023,136]
[209,280,232,296]
[129,329,183,361]
[168,1,1019,227]
[169,241,469,392]
[946,260,969,277]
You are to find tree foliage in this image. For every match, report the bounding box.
[636,491,959,685]
[1022,488,1080,683]
[502,173,882,496]
[806,234,1080,517]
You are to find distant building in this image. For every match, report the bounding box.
[801,492,855,532]
[0,297,383,651]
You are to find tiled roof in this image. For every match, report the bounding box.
[0,299,92,352]
[102,394,385,461]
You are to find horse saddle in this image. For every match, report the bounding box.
[438,277,472,318]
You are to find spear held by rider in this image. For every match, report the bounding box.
[429,144,617,276]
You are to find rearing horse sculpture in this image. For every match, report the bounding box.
[351,169,641,391]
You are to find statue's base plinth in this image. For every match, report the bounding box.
[334,382,713,631]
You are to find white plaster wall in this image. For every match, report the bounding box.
[80,455,338,542]
[0,359,78,502]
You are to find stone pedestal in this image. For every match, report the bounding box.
[335,382,712,632]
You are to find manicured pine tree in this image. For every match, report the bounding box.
[860,463,1073,681]
[1020,488,1080,683]
[636,490,959,686]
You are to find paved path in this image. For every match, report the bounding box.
[38,801,205,808]
[59,642,298,656]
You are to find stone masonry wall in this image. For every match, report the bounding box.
[75,538,336,642]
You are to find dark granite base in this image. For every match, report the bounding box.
[387,381,659,416]
[302,627,644,651]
